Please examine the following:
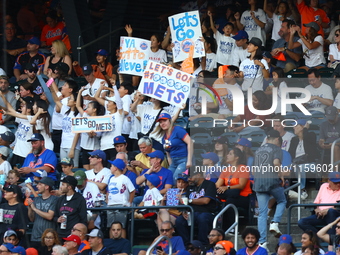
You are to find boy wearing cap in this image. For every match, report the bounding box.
[27,176,58,250]
[0,185,28,242]
[231,31,250,67]
[3,230,19,246]
[54,176,87,238]
[106,159,135,236]
[13,37,45,82]
[139,174,163,207]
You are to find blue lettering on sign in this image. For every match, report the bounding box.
[119,59,142,73]
[171,12,199,41]
[125,38,135,48]
[143,82,154,94]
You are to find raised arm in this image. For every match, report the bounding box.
[264,0,274,18]
[125,24,133,37]
[288,26,302,49]
[208,11,217,34]
[162,26,171,50]
[76,87,85,115]
[94,81,107,106]
[29,108,46,125]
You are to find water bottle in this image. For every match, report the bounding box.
[60,214,67,229]
[0,175,5,186]
[187,212,192,226]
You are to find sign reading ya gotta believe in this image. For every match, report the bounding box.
[71,116,113,133]
[138,61,193,108]
[119,37,150,76]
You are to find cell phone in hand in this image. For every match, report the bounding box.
[156,246,163,251]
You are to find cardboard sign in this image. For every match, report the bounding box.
[119,36,150,76]
[168,10,205,62]
[71,116,113,133]
[139,61,193,108]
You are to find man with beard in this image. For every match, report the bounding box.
[0,76,16,124]
[205,228,224,255]
[19,133,58,181]
[236,228,267,255]
[271,19,302,73]
[27,177,58,250]
[175,171,217,245]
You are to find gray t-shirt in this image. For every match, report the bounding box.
[319,119,340,144]
[253,143,283,192]
[31,195,58,242]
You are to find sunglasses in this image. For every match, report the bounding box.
[214,247,225,250]
[335,34,340,37]
[336,226,340,229]
[160,228,172,232]
[90,155,100,159]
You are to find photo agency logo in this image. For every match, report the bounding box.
[198,85,312,128]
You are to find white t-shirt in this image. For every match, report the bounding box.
[107,174,135,206]
[149,49,167,63]
[26,115,53,151]
[0,161,12,176]
[204,52,217,72]
[266,81,293,114]
[231,46,250,67]
[83,78,106,108]
[82,181,101,209]
[100,112,124,151]
[136,104,169,142]
[80,113,101,151]
[294,249,325,255]
[214,33,236,65]
[281,131,295,151]
[241,9,266,45]
[334,93,340,110]
[305,83,334,113]
[240,58,269,91]
[271,14,293,41]
[129,112,141,140]
[142,187,163,206]
[216,83,242,115]
[13,117,33,158]
[298,35,325,67]
[52,97,69,130]
[86,167,111,185]
[188,83,214,116]
[121,94,132,135]
[60,105,81,149]
[329,43,340,62]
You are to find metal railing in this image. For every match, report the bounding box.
[89,204,194,249]
[331,138,340,170]
[146,235,172,255]
[287,203,339,234]
[213,204,239,250]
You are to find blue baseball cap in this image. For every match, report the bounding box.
[232,30,248,41]
[88,150,106,161]
[177,173,189,182]
[27,133,44,142]
[157,113,171,122]
[177,251,191,255]
[113,136,127,145]
[2,243,14,252]
[329,172,340,183]
[296,119,307,126]
[96,49,109,56]
[145,174,161,187]
[279,234,293,245]
[201,152,219,164]
[28,36,41,46]
[237,138,252,148]
[146,150,164,161]
[108,158,126,170]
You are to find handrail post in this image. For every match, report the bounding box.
[146,236,172,255]
[78,35,82,63]
[213,204,238,250]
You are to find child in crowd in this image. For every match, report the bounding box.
[0,146,11,176]
[201,36,217,72]
[208,11,236,66]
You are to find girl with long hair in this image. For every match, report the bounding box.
[149,34,167,64]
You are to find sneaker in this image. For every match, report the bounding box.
[259,242,270,253]
[227,228,235,236]
[269,222,282,238]
[288,190,299,199]
[301,190,308,200]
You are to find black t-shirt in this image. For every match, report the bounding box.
[103,238,131,254]
[188,180,217,213]
[0,202,28,242]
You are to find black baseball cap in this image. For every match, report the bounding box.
[61,176,78,187]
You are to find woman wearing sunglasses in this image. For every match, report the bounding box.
[328,29,340,69]
[214,240,233,255]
